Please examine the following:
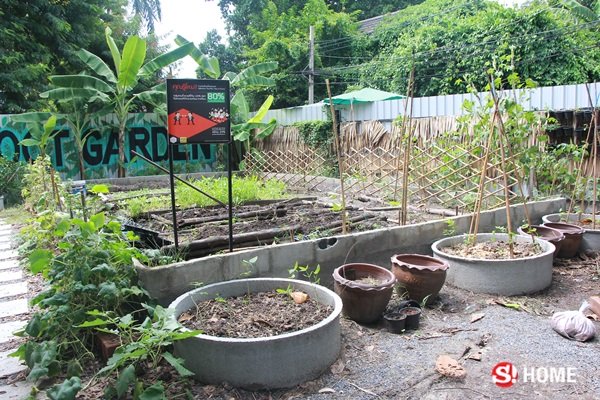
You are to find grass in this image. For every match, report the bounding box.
[121,175,288,218]
[0,205,30,225]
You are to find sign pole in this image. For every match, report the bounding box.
[168,141,179,253]
[227,142,234,252]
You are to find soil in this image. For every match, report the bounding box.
[355,276,385,285]
[443,239,544,259]
[178,290,332,338]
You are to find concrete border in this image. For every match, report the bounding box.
[432,233,555,295]
[170,278,342,389]
[136,198,565,305]
[542,213,600,252]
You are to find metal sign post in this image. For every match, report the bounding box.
[166,79,232,253]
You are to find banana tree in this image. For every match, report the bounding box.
[47,27,194,177]
[39,86,111,179]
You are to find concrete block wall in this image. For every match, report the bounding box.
[135,198,565,305]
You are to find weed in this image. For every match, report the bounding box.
[443,219,456,236]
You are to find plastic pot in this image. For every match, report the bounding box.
[399,307,421,330]
[383,312,406,334]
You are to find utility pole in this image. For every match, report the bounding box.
[308,25,315,104]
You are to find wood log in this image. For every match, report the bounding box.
[178,207,287,228]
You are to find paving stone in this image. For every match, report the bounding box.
[0,270,22,283]
[0,242,11,250]
[0,320,26,344]
[0,381,37,400]
[0,350,27,378]
[0,282,27,299]
[0,228,12,236]
[0,260,19,271]
[0,250,18,260]
[0,299,28,319]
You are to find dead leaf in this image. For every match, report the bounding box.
[330,359,345,375]
[470,313,485,323]
[177,312,194,323]
[466,350,483,361]
[318,388,336,394]
[290,291,309,304]
[435,355,467,379]
[365,345,374,352]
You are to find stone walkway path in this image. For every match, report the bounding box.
[0,218,34,399]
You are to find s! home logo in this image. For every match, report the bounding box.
[207,92,225,103]
[492,362,577,388]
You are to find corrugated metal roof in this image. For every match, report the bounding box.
[358,11,399,34]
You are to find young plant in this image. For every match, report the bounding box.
[443,219,457,237]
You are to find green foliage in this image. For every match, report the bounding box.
[79,305,200,397]
[14,213,150,385]
[122,176,287,217]
[0,156,25,205]
[21,155,65,213]
[352,0,600,97]
[289,262,321,285]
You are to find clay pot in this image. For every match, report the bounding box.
[332,263,396,324]
[390,254,448,306]
[517,225,564,258]
[383,312,406,334]
[399,307,421,330]
[541,222,584,258]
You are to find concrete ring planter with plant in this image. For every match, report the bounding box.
[542,213,600,252]
[431,233,555,295]
[169,278,343,390]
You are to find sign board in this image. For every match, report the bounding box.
[166,79,231,144]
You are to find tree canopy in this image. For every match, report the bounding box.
[0,0,161,113]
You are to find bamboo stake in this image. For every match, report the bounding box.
[326,79,348,234]
[400,67,416,225]
[593,109,598,229]
[488,81,514,257]
[469,108,498,238]
[393,65,415,201]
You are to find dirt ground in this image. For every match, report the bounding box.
[186,251,600,400]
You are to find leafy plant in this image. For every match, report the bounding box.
[0,155,25,206]
[12,213,150,387]
[443,219,456,237]
[79,305,201,398]
[289,262,321,285]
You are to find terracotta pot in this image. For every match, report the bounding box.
[390,254,448,306]
[541,222,584,258]
[332,263,396,324]
[517,225,564,258]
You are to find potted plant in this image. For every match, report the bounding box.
[517,224,564,258]
[169,277,343,389]
[390,254,448,305]
[542,213,595,253]
[540,222,584,258]
[332,263,396,324]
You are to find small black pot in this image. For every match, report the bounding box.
[383,312,406,334]
[400,307,422,330]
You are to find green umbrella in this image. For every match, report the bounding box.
[323,87,405,105]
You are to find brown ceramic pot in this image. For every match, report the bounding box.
[332,263,396,324]
[390,254,448,306]
[517,225,564,258]
[541,222,584,258]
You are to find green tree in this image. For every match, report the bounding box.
[48,27,193,177]
[348,0,600,97]
[0,0,136,113]
[130,0,162,32]
[197,30,240,77]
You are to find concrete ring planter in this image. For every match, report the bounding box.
[431,233,555,295]
[542,213,599,252]
[169,278,343,390]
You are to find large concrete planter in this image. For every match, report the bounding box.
[431,233,555,295]
[542,213,600,252]
[169,278,343,389]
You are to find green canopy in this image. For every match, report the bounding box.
[323,88,405,105]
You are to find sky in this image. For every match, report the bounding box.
[155,0,227,78]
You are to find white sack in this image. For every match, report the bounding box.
[551,302,596,342]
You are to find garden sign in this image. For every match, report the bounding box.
[166,79,233,252]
